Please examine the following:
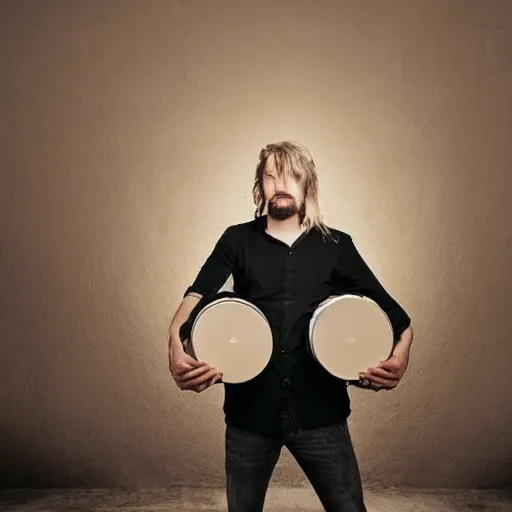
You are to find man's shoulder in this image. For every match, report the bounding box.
[226,216,262,232]
[219,217,259,240]
[227,217,258,230]
[321,224,353,244]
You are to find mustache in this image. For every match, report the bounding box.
[271,193,294,200]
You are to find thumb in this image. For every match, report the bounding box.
[378,358,400,371]
[183,353,207,367]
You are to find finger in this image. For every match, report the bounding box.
[172,363,196,376]
[171,352,208,369]
[365,381,386,391]
[197,373,222,391]
[181,356,209,368]
[354,377,385,391]
[192,381,210,393]
[180,368,220,389]
[173,365,200,380]
[177,365,215,382]
[377,360,401,372]
[190,368,220,387]
[210,373,223,385]
[367,367,401,381]
[171,357,209,376]
[360,372,397,387]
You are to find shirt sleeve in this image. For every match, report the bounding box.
[183,227,237,300]
[330,234,411,342]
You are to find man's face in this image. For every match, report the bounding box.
[262,153,303,221]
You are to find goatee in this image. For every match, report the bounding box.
[268,195,302,221]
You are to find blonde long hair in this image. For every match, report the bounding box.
[252,141,335,241]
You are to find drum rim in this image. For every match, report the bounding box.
[190,296,270,340]
[308,293,394,380]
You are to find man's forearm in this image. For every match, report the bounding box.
[168,293,202,351]
[392,325,413,360]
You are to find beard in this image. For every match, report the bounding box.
[267,193,303,221]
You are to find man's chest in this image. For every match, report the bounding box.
[232,240,337,297]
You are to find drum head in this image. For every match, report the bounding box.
[190,298,273,384]
[309,294,393,381]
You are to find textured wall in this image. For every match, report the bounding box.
[2,0,511,490]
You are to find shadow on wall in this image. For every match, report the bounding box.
[0,432,114,489]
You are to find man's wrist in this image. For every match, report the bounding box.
[392,326,413,359]
[168,329,184,352]
[392,343,410,361]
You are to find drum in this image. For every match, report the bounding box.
[183,296,273,384]
[308,294,394,385]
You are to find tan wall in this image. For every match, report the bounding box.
[2,0,511,489]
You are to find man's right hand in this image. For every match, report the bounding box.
[169,345,222,393]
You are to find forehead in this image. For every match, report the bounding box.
[262,152,299,182]
[263,153,277,174]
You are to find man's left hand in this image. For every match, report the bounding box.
[359,354,409,390]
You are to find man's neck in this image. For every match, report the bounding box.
[265,214,304,235]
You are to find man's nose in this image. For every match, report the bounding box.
[274,175,286,189]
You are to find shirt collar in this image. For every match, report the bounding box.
[255,214,312,247]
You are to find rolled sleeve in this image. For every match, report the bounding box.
[183,227,237,300]
[330,234,411,342]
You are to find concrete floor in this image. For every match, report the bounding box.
[0,486,511,512]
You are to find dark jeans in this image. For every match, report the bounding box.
[225,421,367,512]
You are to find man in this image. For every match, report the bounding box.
[168,141,413,512]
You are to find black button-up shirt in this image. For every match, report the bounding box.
[183,215,411,438]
